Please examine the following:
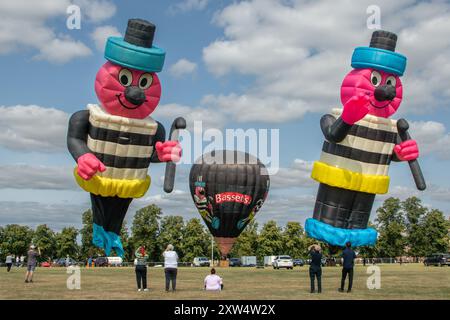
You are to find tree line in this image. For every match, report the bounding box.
[0,197,448,263]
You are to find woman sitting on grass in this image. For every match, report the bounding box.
[204,268,223,291]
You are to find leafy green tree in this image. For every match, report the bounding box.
[422,209,449,254]
[158,216,185,259]
[55,227,79,258]
[130,204,162,261]
[33,224,56,261]
[282,222,307,259]
[0,224,34,258]
[256,220,283,259]
[120,221,132,261]
[230,220,259,257]
[375,197,406,257]
[181,218,209,262]
[403,197,427,257]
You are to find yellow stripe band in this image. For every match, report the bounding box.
[74,167,150,198]
[311,161,390,194]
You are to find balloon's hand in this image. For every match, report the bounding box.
[77,153,106,180]
[155,141,182,162]
[341,92,370,125]
[394,139,419,161]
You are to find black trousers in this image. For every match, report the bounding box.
[314,183,375,229]
[341,267,354,291]
[309,267,322,292]
[135,265,147,289]
[165,268,177,291]
[90,194,133,234]
[6,263,12,272]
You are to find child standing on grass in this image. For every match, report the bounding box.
[135,245,149,292]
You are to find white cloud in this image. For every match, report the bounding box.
[0,0,94,63]
[410,120,450,160]
[0,105,68,153]
[169,0,209,14]
[202,0,450,123]
[0,165,76,190]
[270,159,315,189]
[169,59,198,78]
[91,25,121,51]
[73,0,116,23]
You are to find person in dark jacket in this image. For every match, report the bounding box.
[308,244,322,293]
[339,241,356,292]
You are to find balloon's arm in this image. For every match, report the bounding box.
[163,117,186,193]
[320,114,352,143]
[67,110,91,161]
[396,118,426,191]
[150,121,167,163]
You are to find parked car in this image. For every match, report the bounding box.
[54,257,77,267]
[293,258,304,267]
[424,254,450,266]
[273,255,294,269]
[94,256,109,267]
[41,261,51,268]
[107,256,123,267]
[193,257,210,267]
[229,258,241,267]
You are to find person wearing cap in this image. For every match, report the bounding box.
[308,244,322,293]
[305,30,421,248]
[339,241,357,293]
[67,19,182,257]
[25,245,40,283]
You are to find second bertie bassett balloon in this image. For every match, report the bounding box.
[67,19,182,256]
[305,30,426,247]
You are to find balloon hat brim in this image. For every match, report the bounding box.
[104,36,166,73]
[351,46,407,76]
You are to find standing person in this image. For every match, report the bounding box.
[163,244,178,292]
[308,244,322,293]
[339,241,356,293]
[204,268,223,291]
[25,245,40,283]
[15,256,20,267]
[134,245,149,292]
[5,254,13,272]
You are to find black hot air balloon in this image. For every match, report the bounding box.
[189,150,270,258]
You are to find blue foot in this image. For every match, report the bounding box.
[305,218,377,247]
[107,231,124,257]
[92,223,112,255]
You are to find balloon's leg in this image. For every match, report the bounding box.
[90,194,132,257]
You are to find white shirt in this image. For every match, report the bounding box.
[204,274,223,291]
[163,250,178,268]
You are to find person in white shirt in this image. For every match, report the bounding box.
[204,268,223,291]
[162,244,178,292]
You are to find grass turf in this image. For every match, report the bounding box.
[0,264,449,300]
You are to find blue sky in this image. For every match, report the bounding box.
[0,0,449,231]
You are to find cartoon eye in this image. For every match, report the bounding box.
[386,76,397,87]
[370,71,382,87]
[118,69,133,87]
[138,73,153,90]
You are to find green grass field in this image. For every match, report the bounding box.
[0,264,449,300]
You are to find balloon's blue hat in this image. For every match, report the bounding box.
[351,30,407,76]
[104,19,165,73]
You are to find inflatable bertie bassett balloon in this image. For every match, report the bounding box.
[305,30,426,247]
[67,19,182,256]
[189,150,270,258]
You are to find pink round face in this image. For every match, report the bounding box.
[340,68,403,118]
[94,61,161,119]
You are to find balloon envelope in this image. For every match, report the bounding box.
[189,150,270,257]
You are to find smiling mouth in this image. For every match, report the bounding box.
[116,94,140,110]
[369,100,390,109]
